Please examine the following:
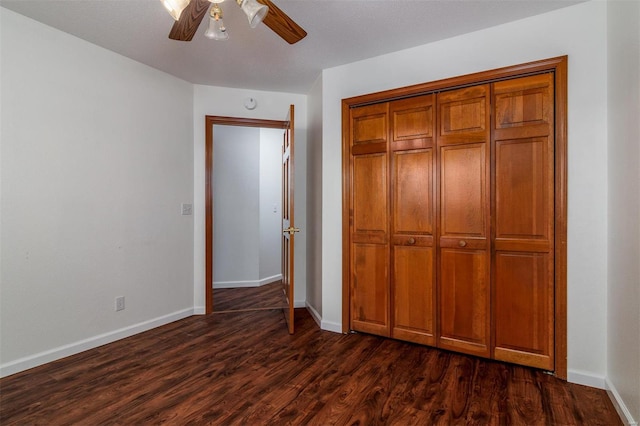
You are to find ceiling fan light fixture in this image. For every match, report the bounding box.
[204,3,229,40]
[161,0,190,21]
[237,0,269,28]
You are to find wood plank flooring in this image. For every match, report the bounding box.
[213,281,286,313]
[1,305,622,425]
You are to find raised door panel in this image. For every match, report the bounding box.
[494,252,553,369]
[391,94,434,151]
[439,249,489,355]
[353,110,386,144]
[392,246,435,345]
[394,107,432,139]
[353,153,387,241]
[393,150,433,235]
[351,103,388,155]
[492,73,554,370]
[440,144,486,239]
[438,85,488,144]
[494,73,553,139]
[495,137,552,242]
[351,243,389,336]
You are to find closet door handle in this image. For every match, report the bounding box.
[458,240,467,247]
[407,237,416,245]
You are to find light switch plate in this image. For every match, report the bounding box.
[181,203,193,215]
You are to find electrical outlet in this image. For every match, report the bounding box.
[115,296,125,311]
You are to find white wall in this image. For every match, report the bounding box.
[606,0,640,423]
[193,86,307,310]
[0,9,194,375]
[320,0,609,384]
[259,128,284,281]
[213,125,261,284]
[306,75,323,323]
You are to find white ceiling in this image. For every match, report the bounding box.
[1,0,585,93]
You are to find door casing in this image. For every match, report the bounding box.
[205,116,289,314]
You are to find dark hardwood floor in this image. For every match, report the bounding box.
[1,305,622,425]
[213,281,287,313]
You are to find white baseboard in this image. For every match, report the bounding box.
[567,369,606,389]
[606,377,638,426]
[321,319,342,334]
[294,299,306,308]
[302,302,341,333]
[306,302,322,328]
[213,274,282,289]
[0,308,195,378]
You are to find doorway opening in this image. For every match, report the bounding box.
[204,115,290,316]
[211,124,285,313]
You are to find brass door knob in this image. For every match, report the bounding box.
[283,226,300,235]
[408,237,416,245]
[458,240,467,247]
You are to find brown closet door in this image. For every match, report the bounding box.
[437,85,491,357]
[389,95,436,345]
[492,74,555,370]
[350,103,390,336]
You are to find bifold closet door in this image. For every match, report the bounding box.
[492,73,555,370]
[349,103,390,337]
[389,95,436,345]
[436,85,491,358]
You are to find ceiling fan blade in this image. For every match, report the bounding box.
[168,0,211,41]
[258,0,307,44]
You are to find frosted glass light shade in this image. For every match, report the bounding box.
[204,3,229,40]
[161,0,190,20]
[204,16,229,40]
[239,0,268,28]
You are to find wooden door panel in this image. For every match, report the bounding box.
[393,150,433,235]
[392,100,433,140]
[494,252,553,370]
[353,154,387,237]
[282,104,295,334]
[492,73,555,370]
[494,73,553,130]
[353,112,387,144]
[495,137,552,240]
[389,94,437,345]
[440,144,486,238]
[441,99,484,134]
[390,95,434,152]
[438,249,490,356]
[351,103,388,155]
[392,246,435,345]
[438,85,488,144]
[349,103,390,338]
[437,85,490,358]
[283,157,289,221]
[350,104,389,155]
[351,243,389,336]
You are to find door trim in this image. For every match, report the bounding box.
[205,116,288,314]
[341,56,568,379]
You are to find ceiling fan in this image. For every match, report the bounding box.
[162,0,307,44]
